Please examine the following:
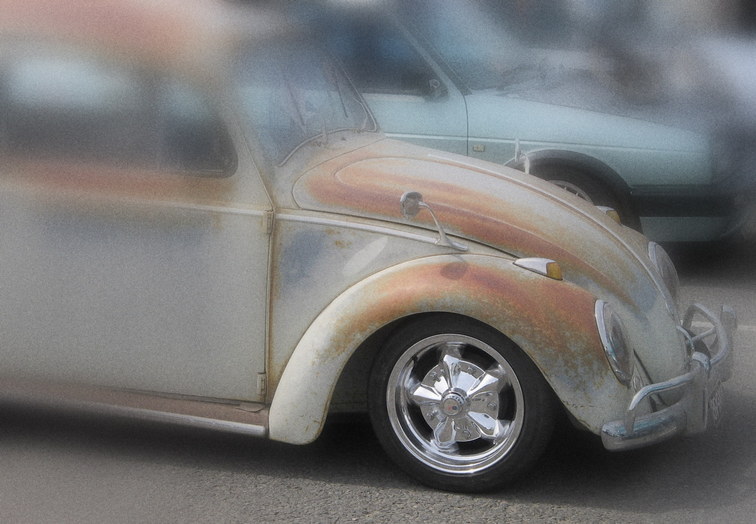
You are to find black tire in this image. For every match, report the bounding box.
[368,315,556,492]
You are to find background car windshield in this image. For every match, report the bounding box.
[399,0,527,90]
[235,41,375,166]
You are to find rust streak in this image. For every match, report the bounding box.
[315,259,603,370]
[302,158,636,304]
[4,158,236,205]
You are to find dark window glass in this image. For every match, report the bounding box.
[326,18,436,96]
[235,40,375,166]
[2,48,235,175]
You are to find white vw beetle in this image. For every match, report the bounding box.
[0,0,737,492]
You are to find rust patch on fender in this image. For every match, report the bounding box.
[317,257,604,387]
[375,258,609,396]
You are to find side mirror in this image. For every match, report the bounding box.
[399,191,467,252]
[400,191,424,219]
[426,78,447,100]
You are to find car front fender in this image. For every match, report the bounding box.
[268,253,622,445]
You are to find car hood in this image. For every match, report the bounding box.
[466,91,709,153]
[293,139,661,312]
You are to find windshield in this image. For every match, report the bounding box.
[398,0,528,91]
[235,40,375,166]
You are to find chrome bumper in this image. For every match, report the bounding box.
[601,304,737,451]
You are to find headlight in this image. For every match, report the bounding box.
[648,241,680,304]
[596,300,633,386]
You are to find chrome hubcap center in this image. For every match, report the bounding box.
[440,392,466,417]
[407,342,517,447]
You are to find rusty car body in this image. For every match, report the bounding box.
[0,0,737,492]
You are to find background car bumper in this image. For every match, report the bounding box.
[601,303,737,451]
[633,185,738,241]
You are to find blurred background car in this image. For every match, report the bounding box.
[557,0,756,243]
[294,0,754,243]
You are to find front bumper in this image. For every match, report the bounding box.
[601,304,737,451]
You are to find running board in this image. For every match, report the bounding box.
[0,378,268,438]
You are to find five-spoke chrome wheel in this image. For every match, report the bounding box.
[387,334,524,474]
[369,316,556,492]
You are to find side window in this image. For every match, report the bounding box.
[4,54,140,162]
[328,19,438,96]
[158,80,236,174]
[2,49,235,175]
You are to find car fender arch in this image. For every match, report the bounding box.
[268,253,620,445]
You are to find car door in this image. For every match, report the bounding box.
[328,14,469,156]
[0,46,271,401]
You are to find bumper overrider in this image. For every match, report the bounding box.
[602,304,738,451]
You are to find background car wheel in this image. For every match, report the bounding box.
[368,315,556,492]
[534,164,621,211]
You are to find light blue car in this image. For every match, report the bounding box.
[305,0,739,242]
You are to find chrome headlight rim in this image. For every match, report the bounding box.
[595,300,633,386]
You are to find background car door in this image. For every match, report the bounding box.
[328,15,469,156]
[0,47,271,401]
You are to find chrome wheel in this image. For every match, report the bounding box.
[370,316,556,491]
[387,334,524,473]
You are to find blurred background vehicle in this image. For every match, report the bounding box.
[294,0,755,243]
